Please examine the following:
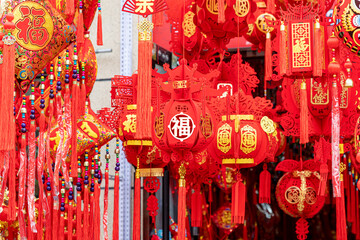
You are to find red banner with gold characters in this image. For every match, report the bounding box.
[290,20,313,73]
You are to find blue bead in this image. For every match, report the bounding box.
[31,109,35,114]
[91,183,95,187]
[40,99,45,104]
[61,202,65,207]
[84,180,89,185]
[30,115,35,119]
[76,182,81,187]
[69,195,73,200]
[65,74,69,78]
[73,69,77,74]
[57,81,62,86]
[69,190,73,195]
[21,123,26,128]
[95,169,99,173]
[84,175,89,180]
[50,89,54,94]
[49,94,54,99]
[116,162,120,167]
[98,179,101,184]
[40,104,45,109]
[60,207,65,212]
[90,187,94,192]
[94,174,98,179]
[56,86,62,91]
[46,186,51,191]
[76,186,82,191]
[115,167,120,171]
[65,79,70,84]
[72,74,77,79]
[47,182,51,186]
[21,128,27,133]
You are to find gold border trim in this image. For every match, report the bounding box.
[139,168,164,177]
[222,158,254,164]
[221,114,254,121]
[124,140,152,146]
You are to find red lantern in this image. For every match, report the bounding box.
[275,159,325,240]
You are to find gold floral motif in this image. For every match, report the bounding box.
[217,123,232,153]
[305,187,317,205]
[182,11,196,38]
[240,125,256,154]
[285,186,301,204]
[233,0,249,17]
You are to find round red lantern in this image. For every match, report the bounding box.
[209,114,276,169]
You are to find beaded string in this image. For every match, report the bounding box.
[95,145,101,183]
[76,156,82,192]
[105,144,110,177]
[60,177,66,212]
[115,139,120,173]
[84,152,89,186]
[40,72,45,110]
[91,150,95,193]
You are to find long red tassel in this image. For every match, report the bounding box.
[94,181,101,240]
[318,163,328,196]
[348,173,355,223]
[178,177,187,240]
[0,13,15,152]
[231,177,245,224]
[265,32,272,81]
[77,10,84,44]
[133,167,141,240]
[259,163,271,204]
[71,80,79,177]
[52,207,59,240]
[243,221,248,240]
[46,192,52,240]
[313,19,322,77]
[352,183,358,234]
[19,135,27,239]
[59,212,65,240]
[191,186,202,227]
[332,80,341,197]
[136,37,153,139]
[300,79,309,144]
[9,150,16,220]
[80,75,86,116]
[89,192,94,240]
[84,187,90,240]
[65,0,74,15]
[113,174,120,240]
[279,21,286,76]
[97,11,103,46]
[103,172,109,240]
[152,12,164,26]
[217,0,225,23]
[28,118,37,233]
[76,192,82,238]
[68,200,74,240]
[336,182,347,240]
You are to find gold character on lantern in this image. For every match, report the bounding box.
[123,114,137,133]
[240,125,256,154]
[154,113,164,139]
[217,123,232,154]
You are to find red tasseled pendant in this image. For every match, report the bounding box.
[113,174,120,240]
[103,172,109,240]
[28,120,37,233]
[71,81,79,177]
[133,170,141,240]
[336,182,347,240]
[77,10,84,44]
[300,80,309,144]
[152,12,164,26]
[295,218,309,240]
[259,163,271,204]
[89,192,95,240]
[177,178,187,240]
[19,135,27,239]
[0,12,16,153]
[136,36,153,139]
[94,182,101,240]
[8,150,16,220]
[83,187,90,240]
[352,187,358,234]
[348,174,355,223]
[68,201,74,240]
[76,193,82,238]
[80,77,86,116]
[65,0,74,15]
[279,22,287,76]
[37,172,44,240]
[191,186,202,227]
[318,163,328,196]
[217,0,225,23]
[313,19,322,77]
[97,12,103,46]
[265,32,272,81]
[254,222,258,240]
[231,177,245,224]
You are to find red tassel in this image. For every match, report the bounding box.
[318,163,328,196]
[103,172,109,240]
[94,182,101,240]
[59,213,65,240]
[133,169,141,240]
[89,192,94,240]
[152,12,164,26]
[352,186,358,234]
[346,172,352,223]
[279,21,286,76]
[295,218,309,240]
[65,0,74,15]
[336,182,347,240]
[178,177,187,240]
[68,201,74,240]
[28,120,37,233]
[19,136,27,239]
[313,19,322,77]
[217,0,225,23]
[8,150,16,220]
[208,183,213,203]
[300,80,309,144]
[71,82,79,178]
[77,10,84,44]
[350,176,356,224]
[0,152,9,211]
[259,163,271,204]
[231,177,245,224]
[254,222,258,240]
[0,13,16,152]
[80,76,86,115]
[97,12,103,46]
[265,32,272,81]
[83,187,90,240]
[113,174,120,240]
[243,221,248,240]
[76,193,82,238]
[52,208,59,240]
[191,186,202,227]
[46,193,52,240]
[267,0,275,14]
[136,39,153,139]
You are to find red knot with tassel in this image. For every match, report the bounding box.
[178,162,187,240]
[231,174,245,224]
